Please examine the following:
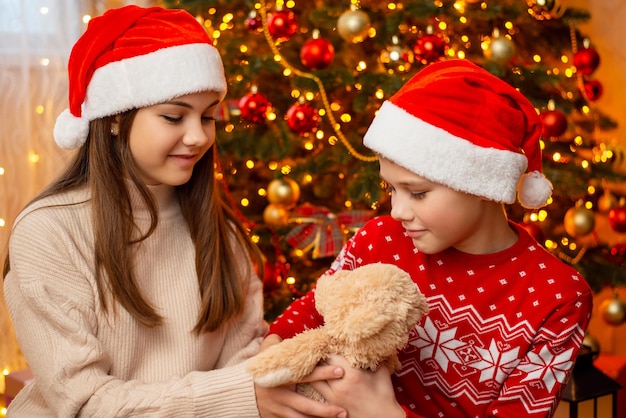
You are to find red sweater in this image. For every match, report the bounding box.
[269,216,593,418]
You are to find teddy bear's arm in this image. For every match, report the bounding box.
[247,328,332,387]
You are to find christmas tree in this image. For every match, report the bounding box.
[163,0,626,323]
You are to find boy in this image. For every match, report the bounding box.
[264,59,593,418]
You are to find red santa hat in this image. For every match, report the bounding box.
[363,59,552,209]
[54,5,227,150]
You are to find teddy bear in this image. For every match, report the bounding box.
[247,262,429,402]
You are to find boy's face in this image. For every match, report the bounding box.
[379,157,492,255]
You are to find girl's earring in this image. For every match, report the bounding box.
[110,127,118,136]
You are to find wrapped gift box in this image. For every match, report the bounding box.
[4,369,33,407]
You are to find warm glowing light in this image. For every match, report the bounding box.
[274,54,282,62]
[340,113,351,123]
[39,7,49,14]
[344,200,353,208]
[283,68,292,76]
[215,172,224,181]
[0,167,4,175]
[305,91,315,101]
[330,102,341,111]
[533,55,541,63]
[40,58,50,66]
[240,198,250,207]
[267,111,277,121]
[552,152,562,162]
[538,210,548,221]
[280,166,292,175]
[251,235,260,244]
[245,160,255,169]
[587,185,596,195]
[82,15,91,24]
[438,22,447,30]
[315,130,324,140]
[375,89,384,99]
[223,13,234,23]
[286,276,296,285]
[258,188,267,197]
[240,45,248,53]
[357,61,367,71]
[29,152,40,163]
[35,105,44,114]
[304,142,314,151]
[581,160,589,169]
[303,174,313,183]
[585,201,593,209]
[388,3,397,10]
[224,124,234,133]
[268,162,278,170]
[328,136,338,145]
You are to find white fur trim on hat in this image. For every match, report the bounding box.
[54,43,226,149]
[363,101,528,204]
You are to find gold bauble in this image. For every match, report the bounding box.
[600,295,626,326]
[563,206,595,237]
[598,190,618,214]
[484,36,516,65]
[267,178,300,207]
[582,333,600,360]
[337,9,371,43]
[263,203,290,228]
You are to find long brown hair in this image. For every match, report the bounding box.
[4,110,262,333]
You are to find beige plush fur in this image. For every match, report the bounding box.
[247,262,429,402]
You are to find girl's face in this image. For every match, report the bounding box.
[379,157,491,255]
[124,90,221,186]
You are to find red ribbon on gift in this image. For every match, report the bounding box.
[285,204,373,259]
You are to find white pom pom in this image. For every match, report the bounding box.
[517,171,553,209]
[53,109,90,150]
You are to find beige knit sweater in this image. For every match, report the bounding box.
[4,184,267,417]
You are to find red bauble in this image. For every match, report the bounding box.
[300,37,335,70]
[267,10,298,41]
[609,206,626,233]
[262,261,282,293]
[573,47,600,76]
[581,79,603,101]
[286,102,320,135]
[245,11,262,32]
[540,109,568,138]
[605,243,626,265]
[413,33,446,64]
[239,92,271,124]
[520,221,545,244]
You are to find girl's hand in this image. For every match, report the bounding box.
[255,364,347,418]
[311,355,406,418]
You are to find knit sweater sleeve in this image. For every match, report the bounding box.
[4,202,264,417]
[485,283,593,416]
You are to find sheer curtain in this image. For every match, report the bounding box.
[0,0,155,392]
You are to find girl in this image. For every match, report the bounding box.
[3,5,345,418]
